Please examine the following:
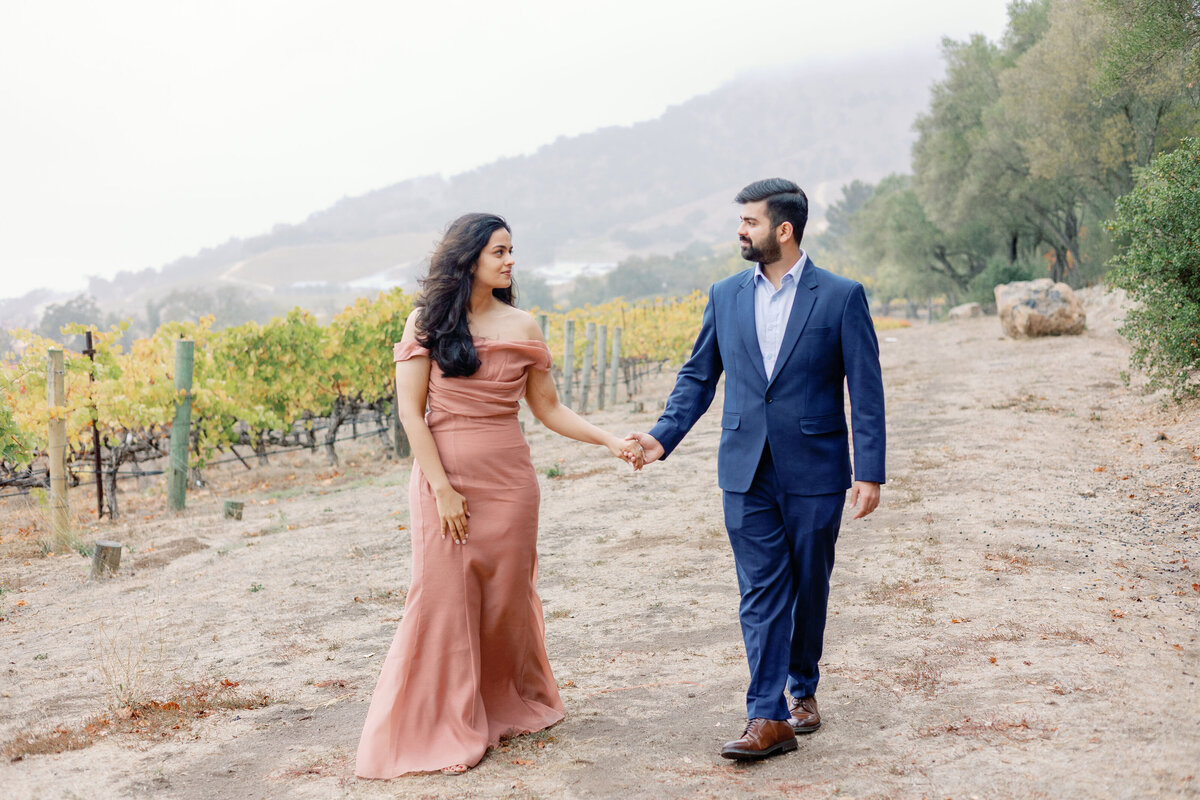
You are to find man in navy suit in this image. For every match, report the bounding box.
[628,178,885,760]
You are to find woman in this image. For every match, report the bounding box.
[356,213,642,778]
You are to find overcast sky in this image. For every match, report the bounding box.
[0,1,1011,300]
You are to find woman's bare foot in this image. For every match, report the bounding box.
[440,763,468,775]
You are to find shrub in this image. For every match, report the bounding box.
[1107,138,1200,400]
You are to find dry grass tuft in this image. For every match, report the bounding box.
[984,550,1036,573]
[863,578,937,613]
[917,714,1055,742]
[273,750,352,781]
[972,622,1028,643]
[2,679,270,762]
[1038,625,1097,645]
[893,659,945,697]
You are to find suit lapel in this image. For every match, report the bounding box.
[766,263,819,389]
[736,275,769,386]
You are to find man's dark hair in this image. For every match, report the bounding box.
[735,178,809,243]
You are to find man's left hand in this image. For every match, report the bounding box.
[849,481,880,520]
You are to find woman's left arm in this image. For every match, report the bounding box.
[525,367,643,468]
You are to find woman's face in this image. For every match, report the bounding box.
[472,228,514,292]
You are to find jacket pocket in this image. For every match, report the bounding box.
[722,412,740,430]
[799,413,845,434]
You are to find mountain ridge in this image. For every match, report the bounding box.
[4,49,943,329]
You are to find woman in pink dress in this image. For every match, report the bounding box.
[356,213,642,778]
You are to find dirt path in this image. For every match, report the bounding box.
[2,292,1198,799]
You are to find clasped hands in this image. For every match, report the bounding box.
[607,434,646,470]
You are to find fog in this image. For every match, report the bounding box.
[0,0,1009,300]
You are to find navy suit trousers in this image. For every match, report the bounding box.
[722,443,843,720]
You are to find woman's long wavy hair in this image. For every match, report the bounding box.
[415,213,515,378]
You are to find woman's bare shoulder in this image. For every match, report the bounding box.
[486,306,542,341]
[510,308,544,341]
[401,307,423,341]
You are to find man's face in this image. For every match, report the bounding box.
[737,201,782,264]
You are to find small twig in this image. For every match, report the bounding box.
[585,681,701,698]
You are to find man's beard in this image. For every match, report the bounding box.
[739,230,782,265]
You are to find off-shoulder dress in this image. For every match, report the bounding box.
[355,338,564,778]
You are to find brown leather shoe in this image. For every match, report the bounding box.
[788,696,821,734]
[720,718,797,760]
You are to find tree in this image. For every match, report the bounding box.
[849,175,990,299]
[515,274,555,311]
[1000,0,1198,211]
[1097,0,1200,86]
[808,181,879,287]
[144,286,272,333]
[1107,137,1200,399]
[37,294,112,350]
[913,33,1038,270]
[821,180,876,248]
[565,244,740,308]
[909,8,1084,286]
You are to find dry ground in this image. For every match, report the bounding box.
[1,289,1197,799]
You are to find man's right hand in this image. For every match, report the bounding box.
[624,432,664,469]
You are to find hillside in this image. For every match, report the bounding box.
[36,50,942,323]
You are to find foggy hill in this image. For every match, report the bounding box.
[15,50,943,325]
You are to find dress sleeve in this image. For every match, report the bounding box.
[529,341,553,372]
[393,340,430,363]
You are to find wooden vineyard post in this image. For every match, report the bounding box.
[596,325,607,411]
[608,327,621,407]
[167,339,194,512]
[90,540,122,579]
[579,322,595,412]
[562,319,575,408]
[83,330,104,517]
[46,349,70,551]
[537,313,549,342]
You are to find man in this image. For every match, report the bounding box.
[628,178,885,760]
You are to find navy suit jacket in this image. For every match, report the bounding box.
[648,262,886,495]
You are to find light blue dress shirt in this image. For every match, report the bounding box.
[753,252,807,379]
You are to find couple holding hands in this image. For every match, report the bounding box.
[355,178,886,778]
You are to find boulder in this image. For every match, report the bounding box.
[948,302,983,320]
[994,279,1086,338]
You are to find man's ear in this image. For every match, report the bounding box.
[777,221,794,244]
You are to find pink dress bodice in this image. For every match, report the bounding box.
[392,338,552,418]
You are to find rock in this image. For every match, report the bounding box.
[948,302,983,320]
[994,279,1086,338]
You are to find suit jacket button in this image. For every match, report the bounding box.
[766,395,774,403]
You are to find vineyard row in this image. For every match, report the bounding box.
[0,289,709,519]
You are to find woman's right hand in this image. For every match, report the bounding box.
[435,486,470,544]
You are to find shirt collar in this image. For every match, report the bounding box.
[754,250,808,286]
